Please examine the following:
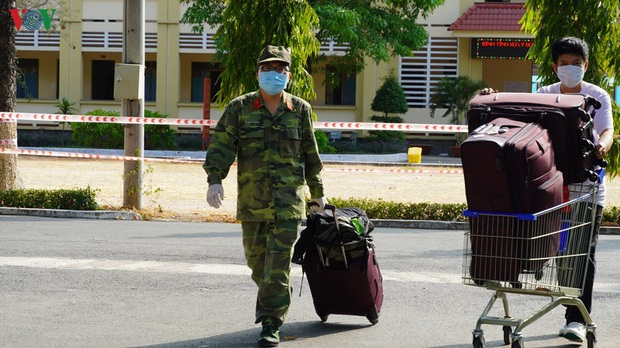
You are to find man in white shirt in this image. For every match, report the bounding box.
[536,36,614,343]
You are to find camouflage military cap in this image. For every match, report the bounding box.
[257,45,291,67]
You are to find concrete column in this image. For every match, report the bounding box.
[156,0,180,118]
[58,0,83,109]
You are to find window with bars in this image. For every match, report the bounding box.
[400,37,458,108]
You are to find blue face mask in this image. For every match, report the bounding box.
[259,71,288,95]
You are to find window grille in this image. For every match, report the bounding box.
[400,37,458,108]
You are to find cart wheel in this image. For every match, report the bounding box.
[587,331,596,348]
[472,334,485,348]
[503,326,512,345]
[511,337,524,348]
[366,307,379,324]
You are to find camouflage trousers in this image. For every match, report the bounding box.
[241,220,300,326]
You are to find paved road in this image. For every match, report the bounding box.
[1,216,619,348]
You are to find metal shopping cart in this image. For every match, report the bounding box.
[462,172,602,348]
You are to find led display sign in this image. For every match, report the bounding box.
[471,38,534,60]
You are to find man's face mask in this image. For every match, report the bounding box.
[556,65,584,88]
[258,70,289,95]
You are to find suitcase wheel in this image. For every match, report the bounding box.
[366,307,379,325]
[316,309,329,322]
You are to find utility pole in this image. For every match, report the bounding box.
[121,0,144,208]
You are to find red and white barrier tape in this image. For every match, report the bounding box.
[0,139,18,146]
[323,168,463,175]
[0,147,462,175]
[0,112,468,133]
[0,112,215,127]
[0,147,200,164]
[313,121,467,133]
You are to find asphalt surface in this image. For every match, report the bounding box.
[1,215,619,348]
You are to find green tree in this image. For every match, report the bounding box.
[0,1,19,190]
[521,0,620,178]
[310,0,445,83]
[181,0,320,104]
[181,0,447,105]
[371,72,409,118]
[369,72,409,143]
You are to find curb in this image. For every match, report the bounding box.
[371,219,467,230]
[0,207,141,220]
[1,207,619,235]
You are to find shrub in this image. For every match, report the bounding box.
[0,187,99,210]
[331,138,408,154]
[328,197,468,222]
[70,109,178,150]
[602,206,620,226]
[315,129,337,154]
[70,109,124,148]
[368,115,406,143]
[144,110,178,150]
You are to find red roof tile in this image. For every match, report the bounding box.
[448,3,526,32]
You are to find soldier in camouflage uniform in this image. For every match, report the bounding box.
[204,45,326,347]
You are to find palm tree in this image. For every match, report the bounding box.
[429,76,486,148]
[430,75,487,124]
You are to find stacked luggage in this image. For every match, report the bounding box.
[461,92,604,284]
[292,204,383,324]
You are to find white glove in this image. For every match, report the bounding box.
[311,197,327,212]
[207,184,224,208]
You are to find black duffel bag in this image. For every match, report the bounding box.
[292,204,374,267]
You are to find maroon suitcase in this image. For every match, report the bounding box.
[461,118,563,283]
[467,92,601,185]
[302,245,383,324]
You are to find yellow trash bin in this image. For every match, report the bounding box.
[408,147,422,163]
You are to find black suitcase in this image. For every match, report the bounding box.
[467,92,602,184]
[292,204,383,324]
[461,118,563,283]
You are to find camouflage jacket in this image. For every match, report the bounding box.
[203,90,324,221]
